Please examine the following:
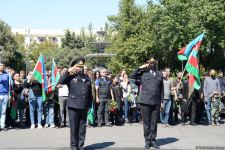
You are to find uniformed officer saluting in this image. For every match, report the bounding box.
[130,57,163,149]
[59,58,92,150]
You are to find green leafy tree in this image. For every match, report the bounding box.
[46,47,91,69]
[27,41,58,69]
[61,30,85,49]
[108,0,225,73]
[0,20,24,70]
[108,0,148,73]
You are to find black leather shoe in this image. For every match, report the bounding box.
[144,144,151,149]
[151,141,160,149]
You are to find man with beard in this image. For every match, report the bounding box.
[130,57,163,149]
[59,58,92,150]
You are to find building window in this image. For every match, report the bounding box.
[52,37,58,42]
[38,37,46,42]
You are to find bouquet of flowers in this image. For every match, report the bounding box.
[109,100,118,114]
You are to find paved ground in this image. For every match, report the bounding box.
[0,123,225,150]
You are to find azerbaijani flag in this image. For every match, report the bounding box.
[32,53,47,102]
[184,34,204,97]
[49,59,60,92]
[186,46,202,90]
[177,33,204,61]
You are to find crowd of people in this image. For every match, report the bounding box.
[0,60,225,132]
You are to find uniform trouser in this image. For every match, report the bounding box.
[68,107,87,150]
[141,104,159,145]
[58,96,68,126]
[179,99,187,122]
[211,108,219,123]
[97,99,110,125]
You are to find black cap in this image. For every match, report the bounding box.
[70,57,85,67]
[147,57,156,63]
[146,55,156,63]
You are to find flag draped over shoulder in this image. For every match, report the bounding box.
[177,33,204,61]
[32,54,47,102]
[177,33,204,97]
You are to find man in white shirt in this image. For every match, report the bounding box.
[57,66,69,128]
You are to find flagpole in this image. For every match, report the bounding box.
[52,58,55,84]
[182,61,184,72]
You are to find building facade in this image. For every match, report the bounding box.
[11,28,91,47]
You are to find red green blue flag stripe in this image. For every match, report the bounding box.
[177,33,204,61]
[32,54,47,102]
[183,33,204,97]
[49,59,60,92]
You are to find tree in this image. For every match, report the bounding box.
[14,33,26,68]
[108,0,225,73]
[0,20,24,70]
[46,47,91,69]
[61,30,85,49]
[27,41,58,69]
[108,0,148,73]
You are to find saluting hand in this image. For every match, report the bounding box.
[68,65,80,74]
[139,63,149,69]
